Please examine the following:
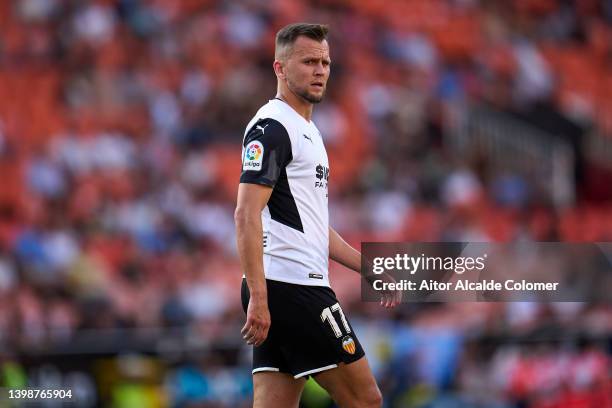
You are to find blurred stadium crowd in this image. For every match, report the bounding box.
[0,0,610,406]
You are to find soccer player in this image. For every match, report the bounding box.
[235,23,400,408]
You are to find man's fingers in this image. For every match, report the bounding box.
[382,294,390,308]
[250,324,270,346]
[256,323,271,346]
[253,330,267,347]
[245,326,260,344]
[242,318,270,346]
[242,318,258,336]
[395,290,402,305]
[241,320,252,337]
[244,326,256,342]
[242,317,258,341]
[380,291,401,308]
[245,327,262,344]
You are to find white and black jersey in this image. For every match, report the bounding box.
[240,98,331,287]
[239,100,365,379]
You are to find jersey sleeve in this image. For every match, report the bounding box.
[240,118,293,187]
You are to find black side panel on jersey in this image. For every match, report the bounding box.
[268,167,304,232]
[240,118,304,233]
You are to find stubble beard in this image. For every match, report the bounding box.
[287,78,325,104]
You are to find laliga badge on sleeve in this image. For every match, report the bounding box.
[243,140,264,171]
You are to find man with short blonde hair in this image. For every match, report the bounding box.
[235,22,399,408]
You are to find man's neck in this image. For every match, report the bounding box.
[276,89,313,122]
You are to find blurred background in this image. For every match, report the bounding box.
[0,0,610,406]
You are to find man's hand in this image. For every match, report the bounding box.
[379,272,402,308]
[241,297,271,347]
[365,272,402,309]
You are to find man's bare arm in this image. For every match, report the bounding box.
[329,226,361,272]
[329,226,401,308]
[235,183,273,346]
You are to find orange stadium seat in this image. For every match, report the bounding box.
[400,206,442,241]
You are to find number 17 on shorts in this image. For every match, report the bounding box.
[321,302,356,355]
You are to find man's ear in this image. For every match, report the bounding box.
[273,60,285,79]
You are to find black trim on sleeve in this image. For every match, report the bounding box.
[239,117,304,233]
[240,118,292,186]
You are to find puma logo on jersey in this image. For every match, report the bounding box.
[303,134,312,143]
[256,124,269,134]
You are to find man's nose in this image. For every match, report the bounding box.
[314,63,326,76]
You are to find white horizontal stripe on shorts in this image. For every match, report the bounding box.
[252,367,280,374]
[293,364,338,379]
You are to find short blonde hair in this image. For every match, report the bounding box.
[275,23,329,60]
